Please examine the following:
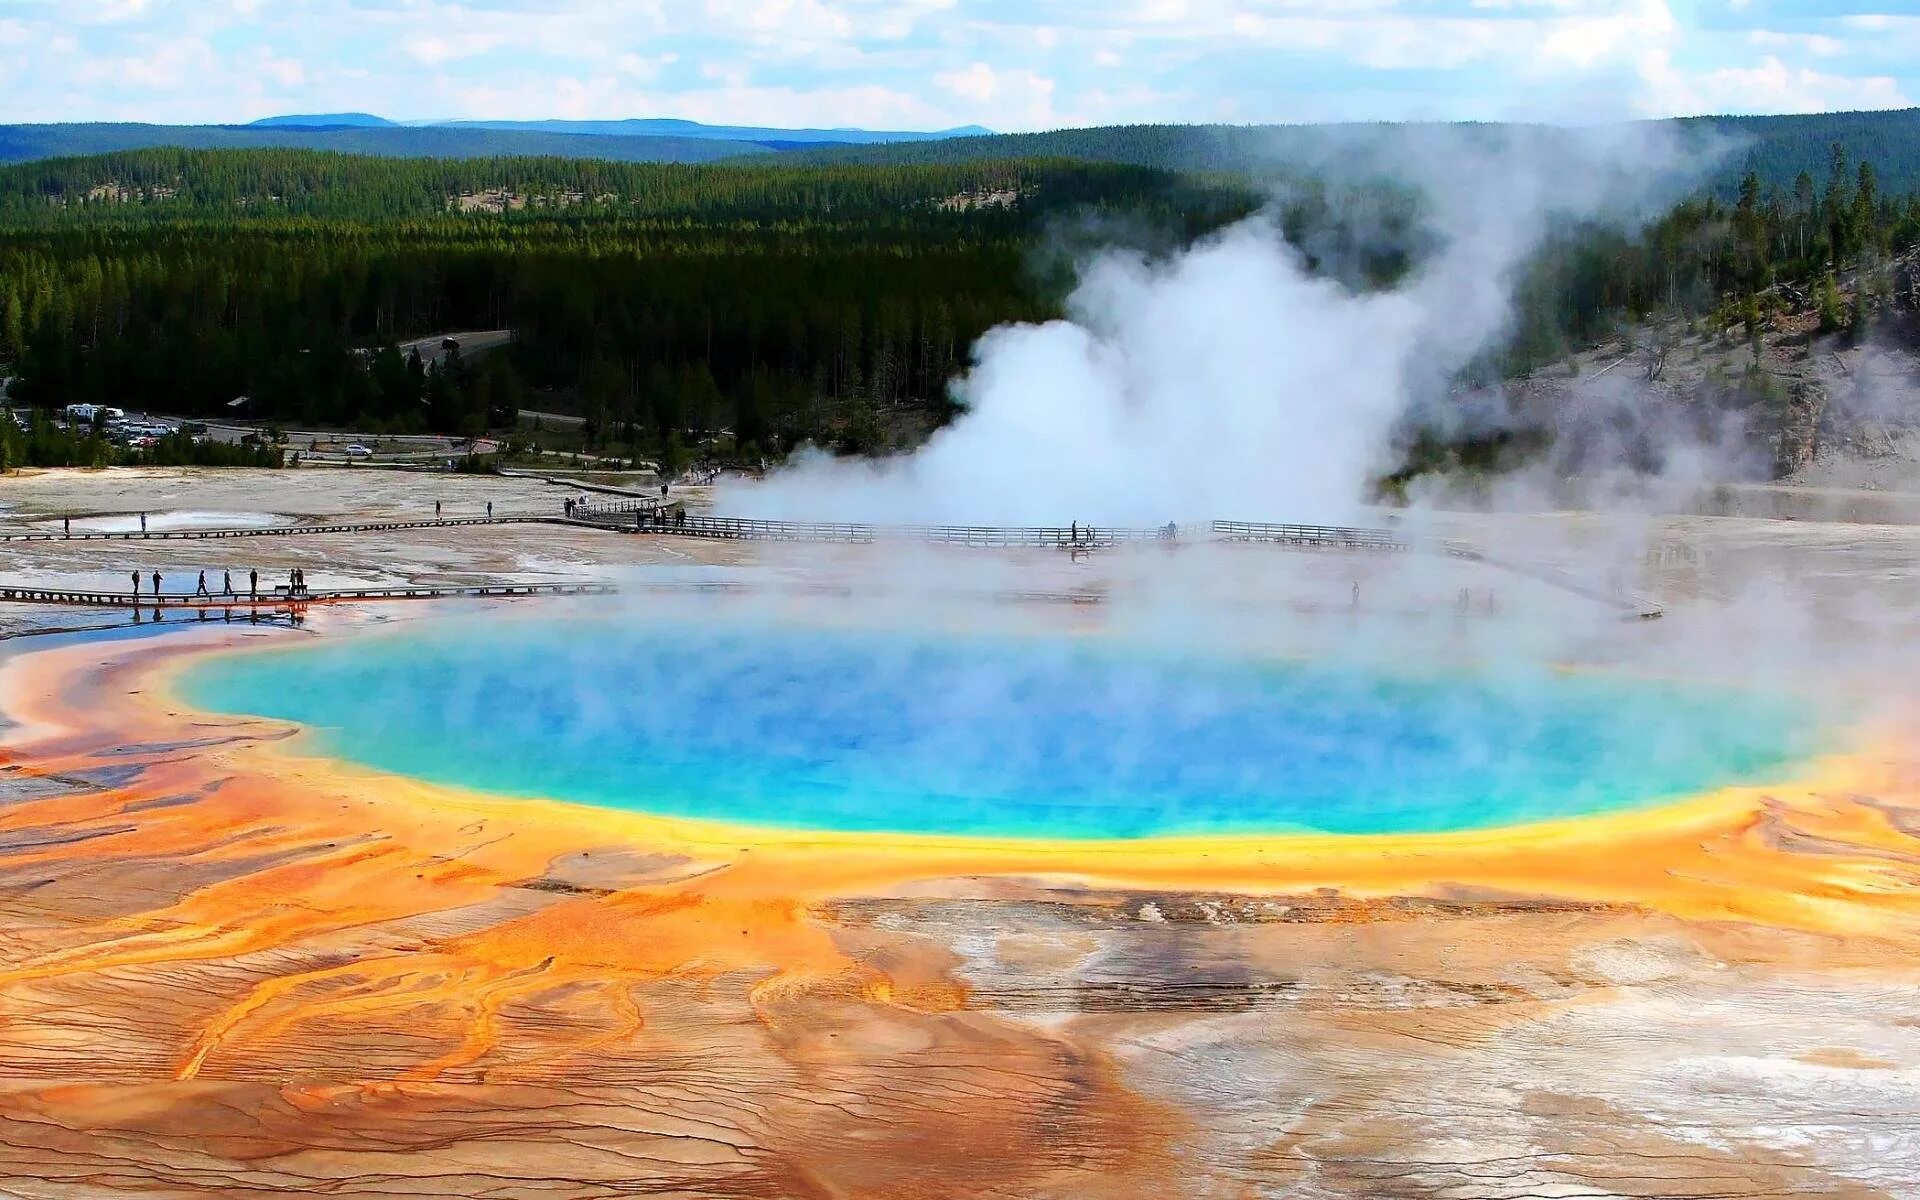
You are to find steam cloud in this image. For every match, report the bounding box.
[730,125,1710,527]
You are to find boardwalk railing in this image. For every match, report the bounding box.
[590,512,1178,547]
[0,582,615,609]
[0,506,1662,619]
[1211,520,1413,552]
[573,498,664,518]
[1457,549,1663,620]
[0,516,557,544]
[1213,519,1661,619]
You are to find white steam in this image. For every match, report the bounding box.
[729,125,1710,526]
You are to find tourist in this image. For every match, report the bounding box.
[195,571,208,597]
[222,569,232,596]
[130,571,140,599]
[151,570,161,596]
[139,512,147,533]
[63,516,69,536]
[435,501,442,519]
[565,498,574,517]
[487,502,493,518]
[1352,581,1360,609]
[249,569,258,600]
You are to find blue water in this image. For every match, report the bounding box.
[176,619,1827,838]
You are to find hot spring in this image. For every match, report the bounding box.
[177,617,1828,839]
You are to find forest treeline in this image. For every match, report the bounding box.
[0,149,1247,226]
[0,145,1916,466]
[793,110,1920,198]
[0,151,1267,456]
[1507,142,1920,371]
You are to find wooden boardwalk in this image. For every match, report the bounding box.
[0,516,560,544]
[573,505,1175,548]
[1210,519,1662,620]
[0,506,1662,620]
[1211,519,1417,552]
[0,582,615,609]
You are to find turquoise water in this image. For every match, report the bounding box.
[177,619,1827,839]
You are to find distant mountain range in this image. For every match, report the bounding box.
[245,113,992,144]
[3,109,1917,197]
[415,118,993,144]
[0,115,996,166]
[0,123,766,165]
[248,113,397,129]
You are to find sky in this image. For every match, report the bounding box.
[1,0,1917,132]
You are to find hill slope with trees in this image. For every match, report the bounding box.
[1,137,1915,482]
[787,110,1920,198]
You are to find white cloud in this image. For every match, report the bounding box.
[404,33,507,66]
[0,0,1914,130]
[935,61,1062,128]
[1636,51,1910,118]
[1748,30,1846,59]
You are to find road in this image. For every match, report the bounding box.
[517,408,586,428]
[399,329,512,368]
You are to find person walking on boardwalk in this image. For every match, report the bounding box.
[130,571,140,601]
[139,512,147,533]
[63,516,69,536]
[249,569,258,600]
[435,501,442,519]
[222,569,232,597]
[196,571,208,597]
[151,571,161,597]
[487,501,493,518]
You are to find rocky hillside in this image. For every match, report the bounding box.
[1494,248,1920,490]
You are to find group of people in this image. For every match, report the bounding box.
[562,494,687,528]
[1457,587,1499,615]
[634,505,688,528]
[59,512,149,536]
[130,567,309,601]
[432,501,493,519]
